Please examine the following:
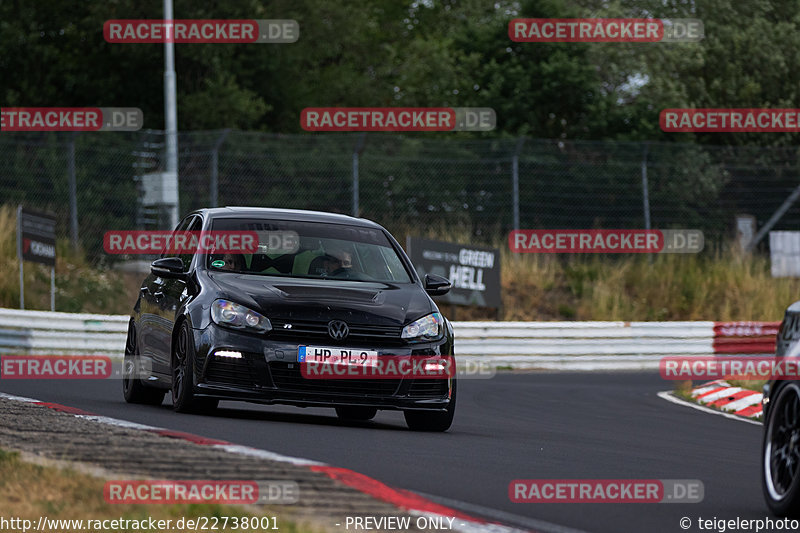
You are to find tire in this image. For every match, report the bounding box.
[122,321,165,406]
[404,378,456,432]
[171,321,218,413]
[335,406,378,421]
[763,382,800,517]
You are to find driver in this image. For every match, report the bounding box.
[322,245,353,276]
[212,252,244,271]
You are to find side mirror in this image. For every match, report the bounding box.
[424,274,451,296]
[151,257,187,279]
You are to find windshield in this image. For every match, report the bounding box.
[205,218,412,283]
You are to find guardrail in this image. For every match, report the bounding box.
[453,321,779,356]
[0,308,780,361]
[0,308,128,355]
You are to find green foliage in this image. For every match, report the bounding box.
[3,0,800,144]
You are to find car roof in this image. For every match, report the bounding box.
[191,207,384,229]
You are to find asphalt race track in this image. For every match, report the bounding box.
[0,372,769,533]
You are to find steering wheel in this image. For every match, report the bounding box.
[329,267,353,278]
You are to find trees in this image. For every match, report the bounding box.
[3,0,799,144]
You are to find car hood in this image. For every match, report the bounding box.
[206,272,433,326]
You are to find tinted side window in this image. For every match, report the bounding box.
[160,216,193,260]
[179,216,202,270]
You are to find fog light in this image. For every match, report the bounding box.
[215,350,243,359]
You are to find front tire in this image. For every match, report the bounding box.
[171,321,218,413]
[763,382,800,516]
[122,321,165,406]
[404,378,457,432]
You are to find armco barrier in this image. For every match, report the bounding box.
[712,321,780,354]
[0,308,779,358]
[454,321,778,356]
[0,308,128,355]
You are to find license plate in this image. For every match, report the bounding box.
[298,346,378,367]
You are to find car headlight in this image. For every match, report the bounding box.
[211,299,272,333]
[402,313,443,342]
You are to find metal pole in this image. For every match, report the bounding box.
[67,133,79,249]
[352,134,366,217]
[164,0,179,228]
[50,267,55,312]
[641,143,651,231]
[210,150,219,207]
[352,152,359,216]
[210,129,230,207]
[16,205,24,310]
[512,136,526,231]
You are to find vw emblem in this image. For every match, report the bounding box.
[328,320,349,340]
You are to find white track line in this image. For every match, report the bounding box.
[0,392,42,403]
[412,491,589,533]
[657,391,761,426]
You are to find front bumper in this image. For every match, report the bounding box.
[191,324,454,411]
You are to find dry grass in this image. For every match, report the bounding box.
[404,223,800,321]
[0,448,308,532]
[500,246,800,321]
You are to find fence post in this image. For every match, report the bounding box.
[352,134,366,217]
[641,143,651,231]
[67,133,79,250]
[512,136,526,231]
[17,205,24,310]
[746,182,800,252]
[209,129,230,207]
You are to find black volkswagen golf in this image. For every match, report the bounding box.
[123,207,456,431]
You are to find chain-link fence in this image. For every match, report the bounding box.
[2,130,800,262]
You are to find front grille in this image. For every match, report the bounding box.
[268,361,401,396]
[269,319,404,345]
[408,379,449,398]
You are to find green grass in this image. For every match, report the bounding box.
[0,445,313,532]
[727,379,768,392]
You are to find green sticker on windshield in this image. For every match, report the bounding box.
[211,260,225,268]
